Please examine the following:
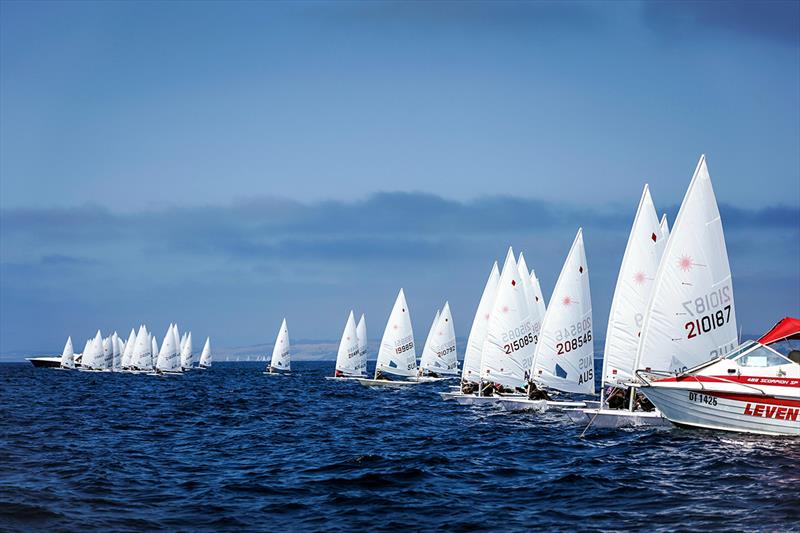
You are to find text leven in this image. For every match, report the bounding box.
[743,403,799,422]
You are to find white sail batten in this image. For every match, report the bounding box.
[270,319,291,371]
[429,301,459,375]
[533,229,595,395]
[60,336,75,369]
[462,262,500,384]
[601,185,666,386]
[356,314,368,376]
[635,155,737,374]
[199,337,212,368]
[480,248,535,390]
[335,311,363,377]
[418,309,441,373]
[375,289,417,378]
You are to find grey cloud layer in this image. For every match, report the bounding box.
[1,193,798,356]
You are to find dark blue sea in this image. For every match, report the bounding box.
[1,361,798,532]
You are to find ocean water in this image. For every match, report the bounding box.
[1,361,798,532]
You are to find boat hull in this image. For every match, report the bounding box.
[641,386,800,436]
[355,378,420,388]
[565,408,671,428]
[26,357,61,368]
[324,376,365,381]
[444,393,526,406]
[497,398,586,412]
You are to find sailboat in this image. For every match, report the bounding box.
[419,302,459,380]
[357,289,421,387]
[265,319,291,374]
[565,185,672,426]
[328,311,366,380]
[79,331,106,371]
[180,332,193,371]
[154,324,182,375]
[121,329,135,369]
[199,337,212,369]
[449,248,533,404]
[498,230,593,411]
[356,314,368,375]
[131,325,153,373]
[627,156,740,423]
[416,309,441,379]
[441,262,500,400]
[59,337,75,369]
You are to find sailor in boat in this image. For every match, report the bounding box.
[525,381,551,401]
[461,380,478,394]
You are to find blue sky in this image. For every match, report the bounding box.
[1,1,798,357]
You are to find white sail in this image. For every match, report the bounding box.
[102,336,113,370]
[375,289,416,378]
[199,337,212,368]
[335,311,362,377]
[660,214,670,240]
[112,332,122,371]
[60,336,75,369]
[269,318,291,371]
[529,270,548,322]
[635,155,737,374]
[533,229,595,395]
[356,314,368,376]
[418,309,441,374]
[480,248,535,390]
[180,331,193,370]
[429,301,459,375]
[121,332,133,367]
[83,330,104,370]
[518,253,544,350]
[601,185,666,386]
[151,335,159,366]
[132,325,151,370]
[462,261,500,384]
[157,324,181,372]
[173,324,181,356]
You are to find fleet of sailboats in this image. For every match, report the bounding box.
[35,323,210,374]
[26,154,796,436]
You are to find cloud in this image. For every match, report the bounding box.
[1,192,798,357]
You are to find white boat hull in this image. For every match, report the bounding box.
[497,398,587,412]
[324,376,365,381]
[641,386,800,436]
[442,393,526,405]
[564,407,670,428]
[355,378,421,388]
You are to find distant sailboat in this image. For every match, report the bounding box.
[457,262,499,389]
[265,319,291,374]
[80,331,105,371]
[417,309,441,377]
[329,311,365,379]
[199,337,212,368]
[357,289,421,387]
[156,324,182,374]
[60,337,75,369]
[180,332,193,370]
[420,302,459,379]
[356,314,368,375]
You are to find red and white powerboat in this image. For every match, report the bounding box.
[639,317,800,436]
